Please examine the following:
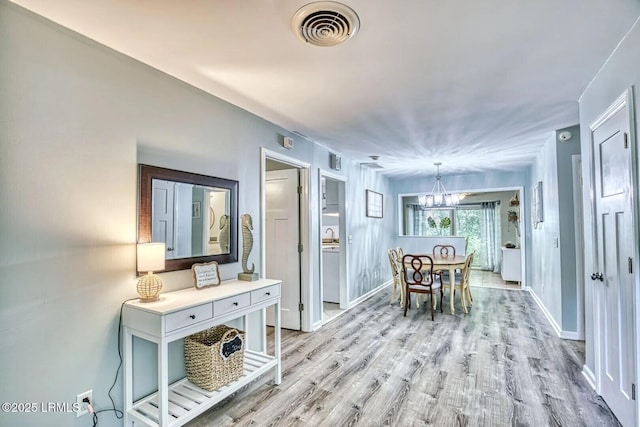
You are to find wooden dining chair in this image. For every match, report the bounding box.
[433,244,456,258]
[432,244,456,276]
[387,248,404,306]
[464,252,475,305]
[440,251,475,313]
[396,247,418,307]
[401,254,443,320]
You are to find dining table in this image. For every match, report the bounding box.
[421,254,467,314]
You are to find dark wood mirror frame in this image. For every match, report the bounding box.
[138,164,239,273]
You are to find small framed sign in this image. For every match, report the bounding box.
[192,261,221,289]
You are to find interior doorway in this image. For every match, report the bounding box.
[261,148,311,332]
[319,169,348,325]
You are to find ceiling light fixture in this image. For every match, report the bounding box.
[419,162,459,208]
[360,155,383,169]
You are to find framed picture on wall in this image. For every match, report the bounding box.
[366,190,383,218]
[532,181,543,228]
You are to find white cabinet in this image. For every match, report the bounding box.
[322,249,340,303]
[501,247,521,282]
[122,278,281,426]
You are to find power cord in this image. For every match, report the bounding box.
[89,297,138,426]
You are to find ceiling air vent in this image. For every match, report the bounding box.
[292,2,360,47]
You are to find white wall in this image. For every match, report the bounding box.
[0,3,395,425]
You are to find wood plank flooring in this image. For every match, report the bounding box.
[186,287,619,426]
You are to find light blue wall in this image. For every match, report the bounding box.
[556,125,581,332]
[578,16,640,378]
[343,161,395,301]
[529,135,561,322]
[528,126,581,335]
[0,2,394,425]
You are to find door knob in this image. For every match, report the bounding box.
[591,272,604,281]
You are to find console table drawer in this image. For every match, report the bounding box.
[214,292,251,316]
[165,303,213,333]
[251,285,280,304]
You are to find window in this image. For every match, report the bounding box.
[403,205,454,236]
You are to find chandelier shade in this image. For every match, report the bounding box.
[419,162,459,208]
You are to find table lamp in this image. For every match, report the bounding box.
[136,242,166,302]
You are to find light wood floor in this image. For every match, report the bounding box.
[469,270,521,291]
[187,287,619,426]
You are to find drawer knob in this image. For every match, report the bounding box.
[233,302,239,306]
[189,315,196,320]
[266,292,271,296]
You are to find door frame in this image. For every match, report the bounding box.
[588,88,639,422]
[318,169,349,319]
[572,154,585,341]
[260,148,312,332]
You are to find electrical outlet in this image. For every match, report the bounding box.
[76,390,92,418]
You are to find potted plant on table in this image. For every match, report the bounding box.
[427,215,451,236]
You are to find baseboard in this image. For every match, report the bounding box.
[527,289,584,341]
[527,288,562,335]
[560,330,583,341]
[348,280,392,309]
[582,365,597,391]
[314,281,392,330]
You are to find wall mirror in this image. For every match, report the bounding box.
[138,164,238,272]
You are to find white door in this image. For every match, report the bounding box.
[152,179,175,259]
[266,168,301,330]
[592,100,636,427]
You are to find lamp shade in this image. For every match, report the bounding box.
[137,243,166,273]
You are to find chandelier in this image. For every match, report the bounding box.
[418,162,460,207]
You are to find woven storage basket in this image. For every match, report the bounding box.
[184,325,245,391]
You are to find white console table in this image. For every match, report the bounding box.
[122,278,281,426]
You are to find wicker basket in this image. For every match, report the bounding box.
[184,325,245,391]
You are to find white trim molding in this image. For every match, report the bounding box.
[528,288,582,340]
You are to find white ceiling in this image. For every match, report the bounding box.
[10,0,640,177]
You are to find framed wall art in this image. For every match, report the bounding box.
[532,181,544,229]
[366,189,383,218]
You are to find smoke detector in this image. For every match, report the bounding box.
[558,131,572,142]
[291,2,360,47]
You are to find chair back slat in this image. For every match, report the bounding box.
[402,254,434,286]
[462,252,475,283]
[433,244,456,258]
[388,248,401,276]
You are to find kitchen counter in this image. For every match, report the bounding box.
[322,244,340,251]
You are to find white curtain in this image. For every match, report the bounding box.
[405,204,415,235]
[480,202,502,272]
[406,204,428,236]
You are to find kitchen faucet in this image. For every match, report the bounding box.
[325,228,336,240]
